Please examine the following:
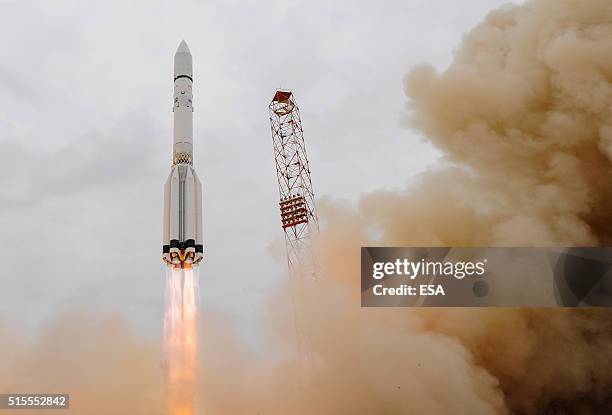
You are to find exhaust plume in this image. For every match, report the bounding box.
[164,268,199,415]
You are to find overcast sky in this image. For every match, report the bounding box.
[0,0,514,339]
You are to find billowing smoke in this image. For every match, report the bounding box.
[311,0,612,412]
[398,0,612,247]
[0,311,164,414]
[1,0,612,414]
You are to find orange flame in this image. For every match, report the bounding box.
[163,268,199,415]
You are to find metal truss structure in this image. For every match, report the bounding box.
[269,90,319,278]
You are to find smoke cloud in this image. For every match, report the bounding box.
[0,311,163,414]
[312,0,612,412]
[1,0,612,414]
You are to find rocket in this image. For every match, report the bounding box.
[162,40,204,269]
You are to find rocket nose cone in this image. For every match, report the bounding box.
[176,40,191,55]
[174,40,192,78]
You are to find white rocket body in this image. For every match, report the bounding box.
[163,40,204,268]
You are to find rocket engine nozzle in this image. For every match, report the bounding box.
[163,240,203,269]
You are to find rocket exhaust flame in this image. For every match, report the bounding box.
[163,268,199,415]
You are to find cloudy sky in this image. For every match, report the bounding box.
[0,0,513,339]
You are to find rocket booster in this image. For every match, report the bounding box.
[162,40,204,268]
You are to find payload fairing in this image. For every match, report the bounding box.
[162,40,204,268]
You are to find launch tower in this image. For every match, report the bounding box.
[269,90,319,278]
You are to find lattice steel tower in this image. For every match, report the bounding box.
[269,90,319,278]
